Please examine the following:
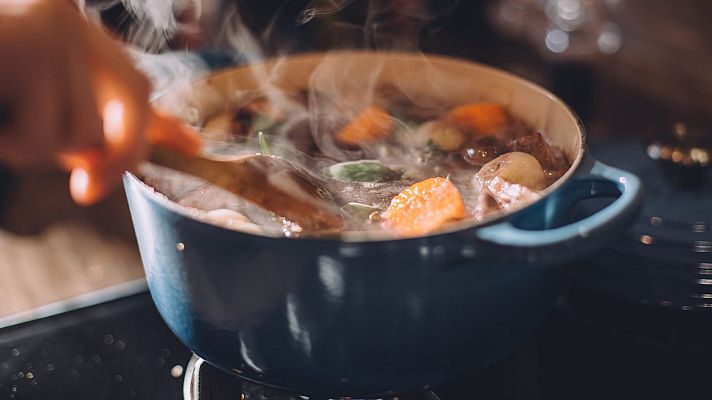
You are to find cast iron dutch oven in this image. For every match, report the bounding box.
[123,52,642,398]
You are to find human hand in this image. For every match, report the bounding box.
[0,0,202,205]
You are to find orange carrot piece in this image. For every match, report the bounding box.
[381,177,467,237]
[447,103,508,136]
[335,106,393,147]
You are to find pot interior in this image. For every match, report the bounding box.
[150,51,585,238]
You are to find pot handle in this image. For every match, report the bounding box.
[475,155,643,263]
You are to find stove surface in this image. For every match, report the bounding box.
[184,354,443,400]
[0,293,191,400]
[3,287,712,400]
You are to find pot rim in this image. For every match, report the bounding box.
[130,50,587,243]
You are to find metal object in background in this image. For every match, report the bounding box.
[566,138,712,310]
[646,122,711,189]
[489,0,623,60]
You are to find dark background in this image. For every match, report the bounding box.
[100,0,711,138]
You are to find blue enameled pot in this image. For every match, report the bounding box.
[124,52,642,398]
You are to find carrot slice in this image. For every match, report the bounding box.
[447,103,508,136]
[335,106,393,147]
[381,177,467,237]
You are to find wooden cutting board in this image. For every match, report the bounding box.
[0,169,144,319]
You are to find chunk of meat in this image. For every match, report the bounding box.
[484,176,542,209]
[473,191,500,221]
[284,118,317,153]
[461,136,508,167]
[381,177,467,237]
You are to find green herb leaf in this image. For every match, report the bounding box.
[258,131,271,155]
[326,160,400,182]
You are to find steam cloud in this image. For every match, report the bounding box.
[130,0,482,236]
[296,0,357,25]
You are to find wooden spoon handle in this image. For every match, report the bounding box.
[149,146,344,233]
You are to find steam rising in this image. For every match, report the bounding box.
[89,0,192,52]
[297,0,357,25]
[133,0,492,236]
[206,0,465,160]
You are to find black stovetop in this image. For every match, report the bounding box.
[3,282,712,400]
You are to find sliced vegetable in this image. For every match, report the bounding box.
[326,160,400,182]
[381,177,466,237]
[476,152,546,190]
[419,120,467,151]
[335,106,394,146]
[447,103,508,136]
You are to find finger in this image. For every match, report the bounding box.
[56,148,103,172]
[52,35,104,174]
[76,103,205,204]
[70,144,147,205]
[68,166,99,206]
[148,108,203,156]
[70,96,150,205]
[68,23,152,205]
[68,88,148,204]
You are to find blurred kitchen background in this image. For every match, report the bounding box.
[0,0,710,319]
